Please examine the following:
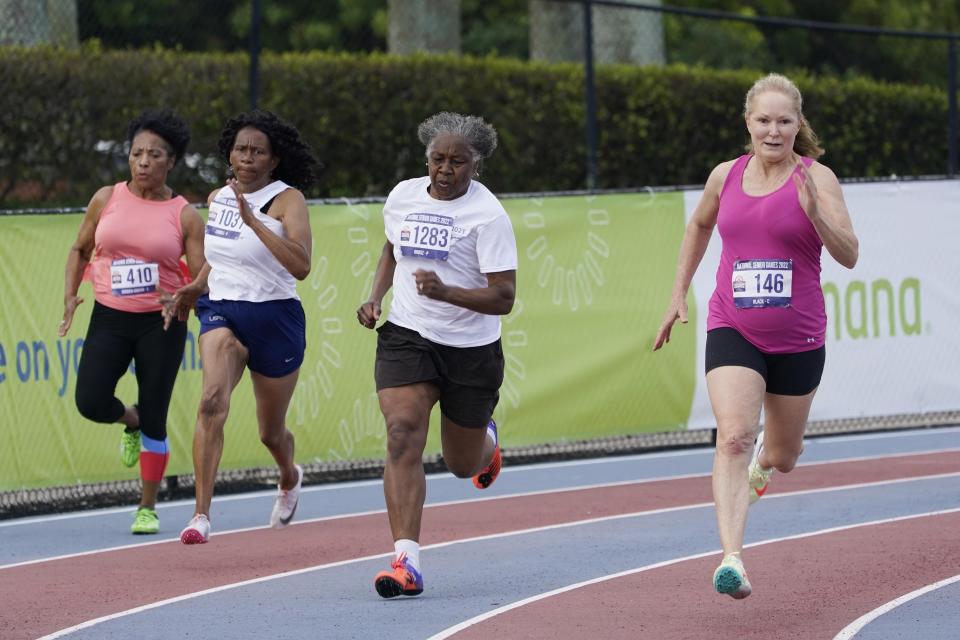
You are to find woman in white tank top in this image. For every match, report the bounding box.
[165,110,319,544]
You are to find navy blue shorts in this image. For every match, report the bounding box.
[197,295,306,378]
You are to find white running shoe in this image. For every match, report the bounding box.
[748,429,774,505]
[180,514,210,545]
[269,464,303,529]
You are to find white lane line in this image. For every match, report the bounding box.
[5,461,959,571]
[833,573,960,640]
[33,480,960,638]
[807,425,960,444]
[427,508,960,640]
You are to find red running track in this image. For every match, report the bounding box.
[0,451,956,639]
[452,511,960,640]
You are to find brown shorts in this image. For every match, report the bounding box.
[375,321,503,428]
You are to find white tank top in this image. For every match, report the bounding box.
[204,180,299,302]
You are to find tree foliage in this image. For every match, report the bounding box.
[0,47,951,207]
[76,1,959,85]
[665,0,960,85]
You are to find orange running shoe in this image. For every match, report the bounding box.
[374,552,424,598]
[472,420,501,489]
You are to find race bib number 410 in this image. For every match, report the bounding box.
[399,213,453,260]
[732,259,793,309]
[111,258,158,296]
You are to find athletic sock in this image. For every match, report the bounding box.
[140,434,170,482]
[394,539,420,572]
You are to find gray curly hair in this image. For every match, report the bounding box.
[417,112,498,172]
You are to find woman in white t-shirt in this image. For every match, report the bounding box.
[356,112,518,599]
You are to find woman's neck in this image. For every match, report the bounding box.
[235,178,271,194]
[127,181,170,201]
[752,152,796,178]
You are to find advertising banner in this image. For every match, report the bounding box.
[0,191,693,490]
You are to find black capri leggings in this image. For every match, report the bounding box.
[75,302,187,442]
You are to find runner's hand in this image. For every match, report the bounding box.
[229,178,257,226]
[653,298,688,351]
[161,282,203,330]
[413,269,448,301]
[793,160,820,222]
[356,300,381,329]
[59,295,84,337]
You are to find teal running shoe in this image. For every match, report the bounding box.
[713,553,752,599]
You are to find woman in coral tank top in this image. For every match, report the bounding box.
[654,74,859,599]
[59,110,205,535]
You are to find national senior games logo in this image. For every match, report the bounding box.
[733,275,746,293]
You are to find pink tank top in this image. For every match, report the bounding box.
[91,182,189,312]
[707,155,825,353]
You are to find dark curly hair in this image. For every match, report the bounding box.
[218,110,318,191]
[127,110,190,165]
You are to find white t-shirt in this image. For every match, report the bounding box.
[204,180,299,302]
[384,176,518,347]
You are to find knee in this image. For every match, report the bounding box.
[197,390,228,426]
[75,394,102,423]
[444,457,475,479]
[715,427,756,458]
[385,420,425,463]
[764,443,802,473]
[259,426,290,450]
[75,388,115,424]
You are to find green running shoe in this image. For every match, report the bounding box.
[120,429,140,468]
[131,507,159,535]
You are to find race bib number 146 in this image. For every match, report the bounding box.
[732,259,793,309]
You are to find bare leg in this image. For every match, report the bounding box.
[760,389,818,472]
[192,329,248,517]
[439,415,491,478]
[140,481,160,509]
[707,366,765,556]
[378,383,439,542]
[250,369,301,489]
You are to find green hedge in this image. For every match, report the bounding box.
[0,45,951,207]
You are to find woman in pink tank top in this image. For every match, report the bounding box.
[59,111,205,535]
[653,74,859,599]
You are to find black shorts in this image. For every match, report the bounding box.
[375,321,504,428]
[705,327,825,396]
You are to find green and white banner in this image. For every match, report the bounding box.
[0,191,694,490]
